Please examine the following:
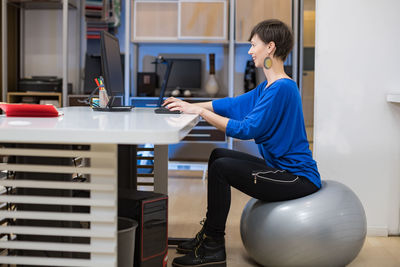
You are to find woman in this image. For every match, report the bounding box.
[165,19,321,267]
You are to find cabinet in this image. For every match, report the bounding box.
[180,1,227,40]
[1,0,80,107]
[235,0,292,43]
[132,0,228,42]
[133,1,178,41]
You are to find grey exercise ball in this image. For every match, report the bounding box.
[240,180,367,267]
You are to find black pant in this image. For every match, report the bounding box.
[204,148,319,238]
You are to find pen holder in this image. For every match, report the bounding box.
[99,89,109,108]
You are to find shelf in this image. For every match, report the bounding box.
[132,0,228,42]
[235,41,251,45]
[133,40,230,45]
[386,93,400,103]
[7,92,62,107]
[8,0,77,9]
[7,91,62,97]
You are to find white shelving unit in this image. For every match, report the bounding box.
[129,0,302,151]
[1,0,80,107]
[386,93,400,103]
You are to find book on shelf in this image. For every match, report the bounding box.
[86,5,103,10]
[85,0,108,40]
[87,27,108,31]
[86,0,103,7]
[87,35,101,39]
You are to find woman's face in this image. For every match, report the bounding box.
[248,34,270,68]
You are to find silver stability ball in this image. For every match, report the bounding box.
[240,180,367,267]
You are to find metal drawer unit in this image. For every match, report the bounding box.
[182,120,226,142]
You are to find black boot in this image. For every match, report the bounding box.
[176,218,206,254]
[172,234,226,267]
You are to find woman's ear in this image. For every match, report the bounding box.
[267,41,276,51]
[266,41,276,57]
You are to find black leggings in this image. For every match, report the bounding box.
[204,148,319,238]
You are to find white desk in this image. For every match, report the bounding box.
[0,107,199,266]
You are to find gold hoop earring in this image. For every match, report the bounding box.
[264,57,272,69]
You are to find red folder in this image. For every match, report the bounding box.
[0,103,60,117]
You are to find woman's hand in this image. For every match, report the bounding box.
[163,97,204,114]
[163,97,228,132]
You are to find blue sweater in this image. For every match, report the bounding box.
[212,79,321,188]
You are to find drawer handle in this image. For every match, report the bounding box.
[195,126,217,130]
[187,134,212,138]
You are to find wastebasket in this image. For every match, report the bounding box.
[118,217,138,267]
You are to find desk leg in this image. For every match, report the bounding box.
[152,145,192,246]
[118,144,137,190]
[90,144,118,267]
[154,145,168,195]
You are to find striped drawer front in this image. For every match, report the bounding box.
[0,144,118,266]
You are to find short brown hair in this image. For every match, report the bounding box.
[248,19,294,61]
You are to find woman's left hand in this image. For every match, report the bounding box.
[163,97,204,114]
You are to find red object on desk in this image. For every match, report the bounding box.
[0,103,60,117]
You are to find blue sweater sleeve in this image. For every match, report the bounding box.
[225,82,291,141]
[212,81,267,120]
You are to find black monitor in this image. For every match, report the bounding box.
[157,58,202,92]
[97,31,131,111]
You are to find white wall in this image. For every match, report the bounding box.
[314,0,400,235]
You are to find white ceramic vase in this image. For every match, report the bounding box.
[205,53,219,97]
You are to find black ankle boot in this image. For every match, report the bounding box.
[176,218,206,254]
[172,234,226,267]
